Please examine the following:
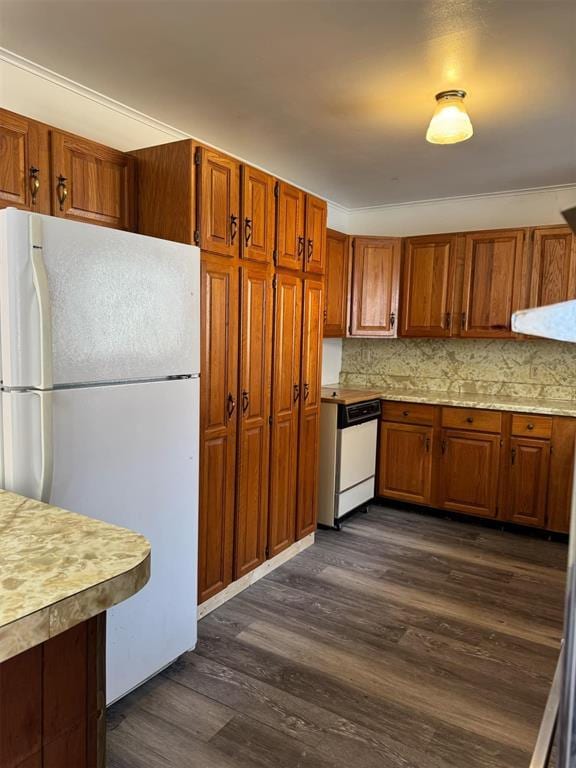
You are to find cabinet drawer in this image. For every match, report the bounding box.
[381,401,436,426]
[441,407,502,433]
[511,414,552,439]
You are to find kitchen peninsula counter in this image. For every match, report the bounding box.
[0,490,150,768]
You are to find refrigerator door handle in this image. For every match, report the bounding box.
[30,390,54,503]
[29,216,53,390]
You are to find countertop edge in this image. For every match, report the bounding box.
[0,550,151,664]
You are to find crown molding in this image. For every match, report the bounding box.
[346,183,576,214]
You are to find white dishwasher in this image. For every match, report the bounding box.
[318,398,381,529]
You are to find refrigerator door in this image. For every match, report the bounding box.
[2,377,199,703]
[0,208,200,388]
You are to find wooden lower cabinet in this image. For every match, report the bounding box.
[379,422,433,504]
[198,255,238,603]
[234,264,273,578]
[439,429,501,518]
[506,437,550,527]
[296,278,324,539]
[268,273,302,557]
[0,616,105,768]
[378,401,575,533]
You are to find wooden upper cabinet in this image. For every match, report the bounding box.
[507,437,550,527]
[276,181,305,270]
[268,273,302,557]
[241,165,275,263]
[350,237,401,337]
[235,264,273,579]
[324,229,350,337]
[50,130,135,229]
[304,194,327,274]
[460,229,525,338]
[529,227,576,308]
[379,422,434,504]
[401,235,458,337]
[297,278,324,540]
[132,139,196,244]
[0,109,50,214]
[439,429,500,518]
[198,256,239,603]
[198,147,240,258]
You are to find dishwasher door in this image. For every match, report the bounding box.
[337,419,378,492]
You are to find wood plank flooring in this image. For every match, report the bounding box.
[107,505,567,768]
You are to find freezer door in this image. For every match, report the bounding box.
[2,378,199,703]
[0,208,200,388]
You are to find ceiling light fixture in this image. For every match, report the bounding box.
[426,90,473,145]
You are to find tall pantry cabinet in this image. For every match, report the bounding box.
[133,141,326,605]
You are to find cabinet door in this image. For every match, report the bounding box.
[235,265,273,578]
[378,422,433,504]
[241,165,275,263]
[296,278,324,539]
[304,194,327,274]
[460,230,524,338]
[530,227,576,307]
[198,256,238,603]
[350,237,401,337]
[547,417,576,533]
[268,274,302,556]
[198,147,240,258]
[0,109,50,214]
[276,182,305,270]
[507,437,550,527]
[401,235,457,337]
[50,130,135,229]
[440,429,500,517]
[324,229,350,337]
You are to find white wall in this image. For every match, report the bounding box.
[348,185,576,237]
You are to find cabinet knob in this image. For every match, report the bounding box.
[297,236,305,257]
[389,312,396,329]
[511,447,517,465]
[226,392,236,419]
[527,423,535,431]
[466,416,474,424]
[293,383,300,402]
[241,390,250,413]
[244,217,252,246]
[230,214,238,244]
[29,166,40,205]
[56,174,68,211]
[307,239,314,261]
[402,410,409,417]
[303,383,310,401]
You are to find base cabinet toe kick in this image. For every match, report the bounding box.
[377,401,576,534]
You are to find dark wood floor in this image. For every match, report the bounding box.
[107,506,567,768]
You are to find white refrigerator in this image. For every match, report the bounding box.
[0,207,200,704]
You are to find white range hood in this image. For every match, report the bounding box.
[512,300,576,342]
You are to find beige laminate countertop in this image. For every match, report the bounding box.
[0,490,150,663]
[321,385,576,417]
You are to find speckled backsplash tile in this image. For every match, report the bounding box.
[340,338,576,401]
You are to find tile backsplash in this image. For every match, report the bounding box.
[340,338,576,401]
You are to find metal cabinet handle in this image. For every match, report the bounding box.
[56,174,68,211]
[29,166,40,205]
[527,423,535,431]
[442,312,451,330]
[297,236,305,257]
[242,390,249,413]
[226,392,236,419]
[402,410,409,417]
[244,217,252,246]
[307,239,314,261]
[466,416,474,424]
[389,312,396,329]
[461,312,467,329]
[293,384,300,402]
[230,215,238,244]
[425,436,431,453]
[441,439,447,455]
[303,383,310,401]
[511,448,517,465]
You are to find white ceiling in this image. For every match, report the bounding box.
[1,0,575,208]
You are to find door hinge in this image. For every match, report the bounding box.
[274,181,279,199]
[193,230,200,246]
[194,147,201,166]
